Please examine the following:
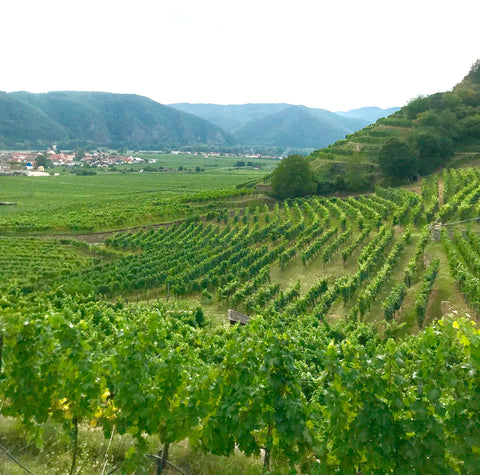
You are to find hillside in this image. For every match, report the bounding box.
[0,92,397,152]
[169,102,291,132]
[171,102,372,149]
[308,60,480,193]
[235,105,368,149]
[0,91,236,150]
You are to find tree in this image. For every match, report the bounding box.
[467,58,480,83]
[75,149,86,161]
[344,154,373,192]
[460,114,480,139]
[414,129,453,175]
[413,110,441,128]
[271,155,316,199]
[35,152,52,169]
[377,138,419,180]
[194,306,206,327]
[405,95,429,120]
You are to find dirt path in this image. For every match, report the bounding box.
[49,219,187,243]
[437,176,445,207]
[4,219,187,244]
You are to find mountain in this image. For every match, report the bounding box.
[170,103,372,149]
[335,106,400,123]
[169,103,291,133]
[0,91,236,150]
[0,91,408,152]
[234,105,369,149]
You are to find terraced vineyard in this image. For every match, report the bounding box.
[56,168,478,328]
[1,168,480,474]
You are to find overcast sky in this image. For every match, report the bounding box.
[1,0,478,111]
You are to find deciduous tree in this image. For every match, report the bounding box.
[271,155,316,199]
[377,138,419,180]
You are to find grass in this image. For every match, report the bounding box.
[126,289,232,328]
[0,155,277,234]
[423,239,475,322]
[0,417,263,475]
[394,236,478,332]
[0,417,133,474]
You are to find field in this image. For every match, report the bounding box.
[1,161,480,474]
[0,154,277,233]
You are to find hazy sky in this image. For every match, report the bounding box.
[1,0,478,111]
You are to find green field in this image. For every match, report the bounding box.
[0,154,277,233]
[1,163,480,474]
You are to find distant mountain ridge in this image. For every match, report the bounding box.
[0,91,236,150]
[170,102,396,149]
[0,91,400,151]
[234,105,369,149]
[335,106,401,123]
[169,103,291,133]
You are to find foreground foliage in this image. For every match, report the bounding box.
[1,291,479,473]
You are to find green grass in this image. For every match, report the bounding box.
[0,417,263,475]
[0,155,277,233]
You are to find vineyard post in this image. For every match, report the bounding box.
[157,442,169,474]
[69,417,79,475]
[263,422,272,473]
[0,332,3,373]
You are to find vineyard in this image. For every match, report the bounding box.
[0,155,274,233]
[1,167,480,473]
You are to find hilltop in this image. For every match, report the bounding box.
[0,91,236,150]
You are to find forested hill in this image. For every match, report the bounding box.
[234,105,369,149]
[171,102,379,149]
[170,103,397,135]
[169,103,292,132]
[0,91,398,151]
[307,60,480,193]
[0,91,236,150]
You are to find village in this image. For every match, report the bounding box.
[0,149,146,175]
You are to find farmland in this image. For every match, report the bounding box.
[1,162,480,473]
[0,154,277,233]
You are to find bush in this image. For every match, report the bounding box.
[414,128,453,174]
[377,138,418,180]
[74,169,97,176]
[270,155,316,199]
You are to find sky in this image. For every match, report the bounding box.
[1,0,479,111]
